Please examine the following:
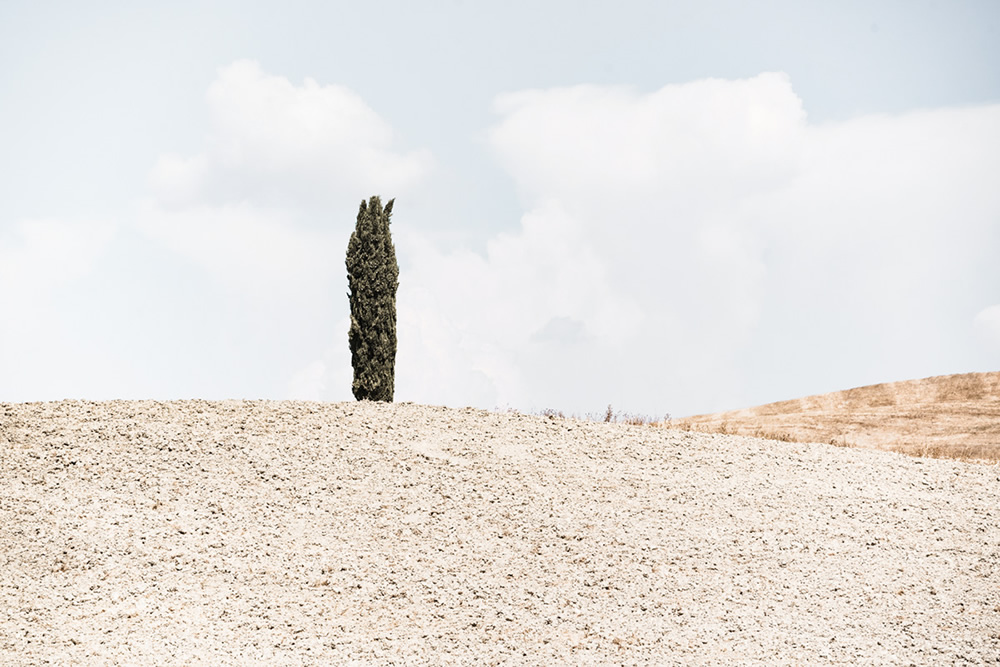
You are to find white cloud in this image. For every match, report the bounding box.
[149,153,210,208]
[140,60,433,303]
[395,200,642,409]
[0,218,120,400]
[394,74,802,414]
[149,59,432,211]
[137,200,339,303]
[398,74,1000,416]
[975,305,1000,347]
[489,73,806,214]
[0,218,116,291]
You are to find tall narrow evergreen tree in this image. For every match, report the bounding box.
[346,195,398,402]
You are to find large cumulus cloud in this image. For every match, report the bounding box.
[403,73,1000,415]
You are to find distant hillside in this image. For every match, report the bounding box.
[669,371,1000,462]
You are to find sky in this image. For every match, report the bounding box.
[1,0,999,418]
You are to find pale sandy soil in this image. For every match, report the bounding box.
[670,371,1000,462]
[2,399,999,665]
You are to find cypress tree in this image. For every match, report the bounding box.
[346,195,398,402]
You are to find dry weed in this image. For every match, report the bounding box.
[888,442,1000,464]
[934,373,988,402]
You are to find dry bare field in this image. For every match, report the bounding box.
[669,371,1000,463]
[2,399,999,664]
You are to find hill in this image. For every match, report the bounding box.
[1,399,998,664]
[669,371,1000,462]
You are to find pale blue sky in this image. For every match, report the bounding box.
[2,1,999,416]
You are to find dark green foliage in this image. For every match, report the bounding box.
[346,195,399,402]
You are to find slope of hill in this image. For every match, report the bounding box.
[670,371,1000,462]
[1,399,998,664]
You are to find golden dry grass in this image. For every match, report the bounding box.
[667,371,1000,464]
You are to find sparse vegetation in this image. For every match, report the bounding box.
[667,372,1000,464]
[494,373,1000,465]
[670,420,1000,463]
[527,405,666,426]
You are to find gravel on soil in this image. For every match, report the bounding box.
[1,399,998,665]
